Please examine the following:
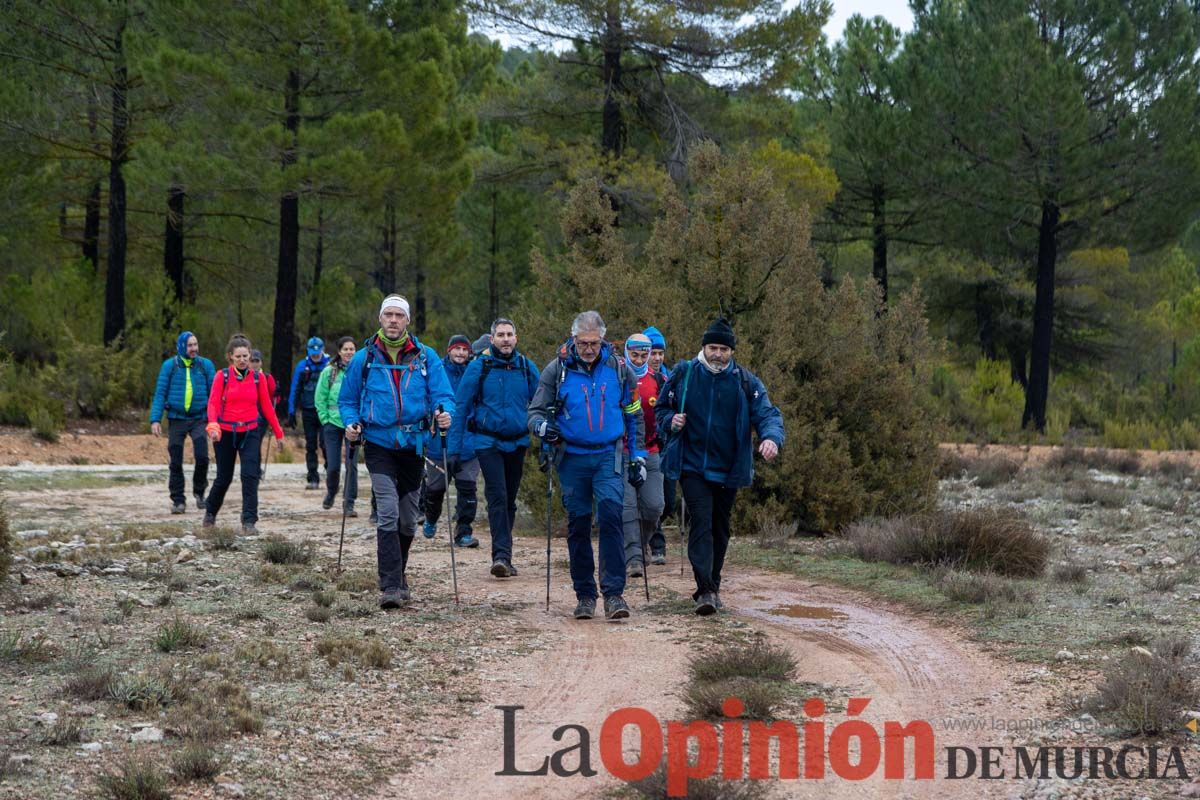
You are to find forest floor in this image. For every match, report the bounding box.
[1,436,1199,799]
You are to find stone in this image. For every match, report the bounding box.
[129,726,163,744]
[79,742,102,754]
[17,530,49,540]
[1055,649,1075,661]
[176,548,195,564]
[36,712,59,725]
[1160,556,1179,567]
[216,781,246,798]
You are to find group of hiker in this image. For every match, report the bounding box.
[149,297,784,619]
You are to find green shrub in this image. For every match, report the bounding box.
[1086,637,1197,735]
[154,618,207,652]
[688,638,796,684]
[261,536,313,565]
[962,358,1025,441]
[29,405,62,443]
[935,569,1034,604]
[170,745,223,781]
[96,757,172,800]
[844,509,1049,577]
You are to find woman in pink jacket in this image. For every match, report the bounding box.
[203,333,284,532]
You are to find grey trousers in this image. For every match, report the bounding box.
[623,452,665,564]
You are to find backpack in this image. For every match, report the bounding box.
[474,352,537,406]
[356,336,434,425]
[548,343,630,417]
[673,358,758,415]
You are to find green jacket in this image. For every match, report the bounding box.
[314,363,346,429]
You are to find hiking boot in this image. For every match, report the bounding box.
[626,559,644,579]
[171,502,186,515]
[322,491,335,510]
[241,523,257,535]
[422,521,438,539]
[306,478,320,490]
[694,593,717,616]
[490,559,512,578]
[651,552,667,566]
[369,510,378,525]
[379,588,405,609]
[604,595,631,620]
[454,534,479,549]
[202,513,216,528]
[507,563,518,576]
[573,597,596,620]
[714,592,724,610]
[345,503,358,518]
[193,493,205,510]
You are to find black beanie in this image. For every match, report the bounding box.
[701,317,736,349]
[447,334,471,353]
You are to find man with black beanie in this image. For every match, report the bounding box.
[654,317,784,615]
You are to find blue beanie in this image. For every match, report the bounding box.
[176,331,195,359]
[643,326,666,351]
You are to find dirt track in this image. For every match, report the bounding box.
[1,458,1109,798]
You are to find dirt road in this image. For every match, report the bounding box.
[3,462,1073,799]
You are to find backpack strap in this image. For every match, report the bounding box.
[218,367,259,431]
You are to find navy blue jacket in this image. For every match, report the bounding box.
[654,358,784,488]
[448,348,540,457]
[150,356,216,422]
[288,354,331,414]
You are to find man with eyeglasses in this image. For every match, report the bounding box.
[528,310,647,621]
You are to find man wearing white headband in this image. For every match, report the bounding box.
[338,294,455,609]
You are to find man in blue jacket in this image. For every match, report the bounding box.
[528,311,646,621]
[423,334,480,548]
[288,336,330,490]
[450,318,540,579]
[150,331,216,514]
[339,294,455,609]
[655,318,784,616]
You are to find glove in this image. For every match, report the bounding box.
[287,414,297,429]
[536,419,561,444]
[627,457,647,489]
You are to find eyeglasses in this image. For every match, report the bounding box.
[575,338,602,349]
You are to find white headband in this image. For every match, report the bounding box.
[380,295,410,318]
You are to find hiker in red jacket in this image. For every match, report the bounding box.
[204,334,285,533]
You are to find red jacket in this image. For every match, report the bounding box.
[208,368,284,439]
[637,371,665,453]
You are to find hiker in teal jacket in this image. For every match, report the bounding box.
[150,331,216,514]
[315,336,359,516]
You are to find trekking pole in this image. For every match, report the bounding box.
[336,438,354,575]
[638,518,651,603]
[262,435,272,481]
[541,446,553,613]
[679,492,687,577]
[437,405,460,607]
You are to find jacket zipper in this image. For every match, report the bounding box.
[583,386,594,432]
[599,383,606,432]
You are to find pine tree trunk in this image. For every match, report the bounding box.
[83,181,101,269]
[1022,200,1059,432]
[377,202,396,294]
[164,184,185,303]
[414,238,425,335]
[308,208,324,338]
[975,282,996,360]
[103,13,129,347]
[270,67,301,417]
[489,188,499,321]
[601,0,624,158]
[871,183,888,306]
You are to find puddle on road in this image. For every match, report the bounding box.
[767,604,848,620]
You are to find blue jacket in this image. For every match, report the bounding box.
[336,334,455,454]
[150,355,216,422]
[448,348,540,457]
[654,358,784,488]
[288,354,331,414]
[527,340,645,458]
[428,355,473,459]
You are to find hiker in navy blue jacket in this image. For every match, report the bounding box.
[450,318,540,579]
[339,294,455,609]
[422,334,480,548]
[288,337,331,490]
[150,331,217,514]
[655,318,784,616]
[528,311,646,621]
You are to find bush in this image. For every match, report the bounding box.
[38,716,84,746]
[844,509,1049,577]
[29,405,62,443]
[305,605,333,623]
[688,639,796,684]
[1086,637,1197,735]
[96,757,172,800]
[1063,481,1129,508]
[170,745,222,782]
[153,618,207,652]
[937,450,1021,487]
[64,664,118,701]
[109,671,176,710]
[962,359,1025,441]
[1046,445,1141,475]
[1053,563,1089,584]
[935,570,1034,605]
[627,766,768,800]
[315,635,392,669]
[682,676,792,721]
[261,536,313,565]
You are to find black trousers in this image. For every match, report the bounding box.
[681,473,738,600]
[301,406,325,481]
[476,447,526,563]
[167,417,208,505]
[205,426,263,526]
[364,444,423,591]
